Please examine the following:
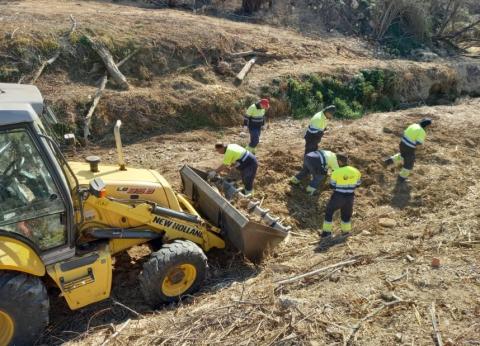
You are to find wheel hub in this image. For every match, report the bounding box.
[0,309,14,345]
[161,264,197,297]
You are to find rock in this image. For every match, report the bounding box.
[216,61,232,75]
[239,131,247,138]
[431,257,441,268]
[277,296,303,310]
[395,333,403,342]
[379,218,397,228]
[270,264,293,273]
[361,230,371,236]
[329,274,340,283]
[406,255,415,262]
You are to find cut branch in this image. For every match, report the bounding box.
[275,258,358,285]
[84,35,130,90]
[430,302,444,346]
[344,299,406,346]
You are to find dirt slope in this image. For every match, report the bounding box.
[37,98,479,346]
[2,0,479,139]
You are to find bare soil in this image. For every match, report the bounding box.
[41,98,479,346]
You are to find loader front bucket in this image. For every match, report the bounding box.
[180,165,288,262]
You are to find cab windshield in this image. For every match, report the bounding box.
[0,127,67,250]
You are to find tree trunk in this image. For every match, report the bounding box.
[242,0,262,14]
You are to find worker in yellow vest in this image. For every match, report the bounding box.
[304,105,335,155]
[209,143,258,197]
[383,118,432,181]
[290,150,339,195]
[321,154,361,238]
[243,99,270,153]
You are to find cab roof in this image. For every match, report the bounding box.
[0,103,40,127]
[0,83,44,115]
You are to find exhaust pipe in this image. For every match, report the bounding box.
[114,120,126,171]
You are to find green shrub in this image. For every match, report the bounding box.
[283,69,398,120]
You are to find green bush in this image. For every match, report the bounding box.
[284,69,398,119]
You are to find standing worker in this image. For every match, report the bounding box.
[383,118,432,181]
[290,150,339,195]
[243,98,270,153]
[304,105,336,155]
[209,143,258,197]
[321,154,361,238]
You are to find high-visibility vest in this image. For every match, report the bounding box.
[307,150,339,171]
[223,144,251,166]
[307,111,327,134]
[245,104,265,125]
[330,166,362,194]
[402,124,426,148]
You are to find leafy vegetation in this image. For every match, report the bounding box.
[283,69,398,119]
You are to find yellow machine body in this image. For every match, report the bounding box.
[68,162,182,210]
[46,244,112,310]
[0,236,45,276]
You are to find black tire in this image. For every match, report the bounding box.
[139,240,207,307]
[0,271,49,346]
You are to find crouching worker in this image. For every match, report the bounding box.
[209,143,258,197]
[290,150,339,195]
[321,154,361,238]
[383,118,432,182]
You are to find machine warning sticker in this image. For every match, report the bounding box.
[116,187,155,194]
[153,216,203,239]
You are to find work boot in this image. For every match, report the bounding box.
[243,189,254,198]
[320,231,332,238]
[383,157,394,167]
[290,176,300,185]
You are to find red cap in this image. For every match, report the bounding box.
[259,98,270,109]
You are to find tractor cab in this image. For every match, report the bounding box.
[0,90,77,267]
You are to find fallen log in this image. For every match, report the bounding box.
[83,49,140,141]
[236,57,256,83]
[84,35,129,90]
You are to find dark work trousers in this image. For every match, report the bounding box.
[249,127,262,148]
[399,142,416,170]
[304,131,323,155]
[295,155,327,189]
[237,154,258,192]
[324,192,354,224]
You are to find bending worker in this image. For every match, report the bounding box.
[243,98,270,153]
[383,118,432,181]
[209,143,258,197]
[290,150,339,195]
[321,154,361,238]
[304,105,336,155]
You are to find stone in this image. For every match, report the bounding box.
[379,218,397,228]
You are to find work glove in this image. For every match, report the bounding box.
[207,170,217,180]
[306,186,316,195]
[243,125,248,131]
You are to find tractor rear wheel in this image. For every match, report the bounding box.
[139,240,207,306]
[0,271,49,345]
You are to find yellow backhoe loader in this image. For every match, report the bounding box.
[0,83,288,345]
